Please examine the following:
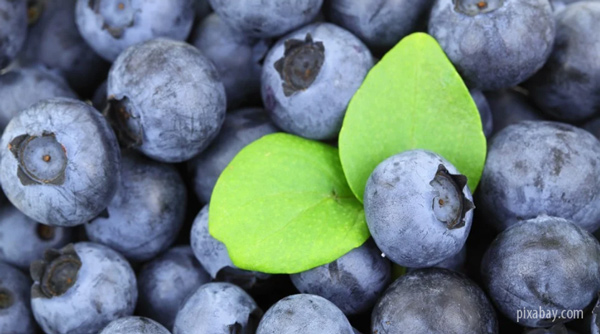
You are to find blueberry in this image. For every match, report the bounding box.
[526,324,578,334]
[187,108,278,203]
[137,246,211,330]
[478,121,600,232]
[0,65,77,132]
[0,262,37,334]
[19,0,109,97]
[289,239,391,315]
[471,89,493,138]
[364,149,474,268]
[261,23,373,140]
[99,316,170,334]
[525,2,600,122]
[256,294,354,334]
[190,205,271,289]
[85,151,187,262]
[173,282,262,334]
[428,0,555,90]
[0,98,121,227]
[372,268,498,334]
[325,0,435,51]
[30,242,138,334]
[193,0,211,23]
[106,38,226,163]
[0,205,73,270]
[481,215,600,328]
[190,14,271,109]
[75,0,195,61]
[207,0,323,38]
[0,0,27,69]
[484,88,545,137]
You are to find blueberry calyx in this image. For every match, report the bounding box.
[36,223,56,241]
[429,164,474,229]
[274,33,325,97]
[88,0,135,39]
[30,244,82,299]
[104,96,143,148]
[453,0,504,16]
[9,132,67,186]
[0,287,14,309]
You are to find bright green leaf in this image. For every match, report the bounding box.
[209,133,369,274]
[339,32,487,202]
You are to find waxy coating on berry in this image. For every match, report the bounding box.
[30,244,81,299]
[87,0,135,39]
[274,33,325,97]
[9,132,67,186]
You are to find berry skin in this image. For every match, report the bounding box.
[364,149,474,268]
[207,0,323,38]
[481,216,600,328]
[478,121,600,232]
[372,268,498,334]
[261,23,373,140]
[30,242,138,334]
[0,98,121,227]
[429,0,555,90]
[106,38,226,163]
[75,0,195,61]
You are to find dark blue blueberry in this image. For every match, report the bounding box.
[478,121,600,232]
[428,0,555,90]
[190,205,271,289]
[0,65,77,132]
[256,294,354,334]
[470,89,493,138]
[19,0,109,97]
[30,242,138,334]
[481,216,600,328]
[407,244,467,274]
[187,108,278,203]
[484,88,545,137]
[190,13,271,109]
[0,98,121,227]
[85,151,186,262]
[372,268,498,334]
[290,239,391,315]
[0,262,37,334]
[0,205,73,270]
[364,150,474,268]
[137,246,211,330]
[173,282,262,334]
[325,0,435,51]
[99,316,170,334]
[0,0,27,69]
[261,23,373,140]
[106,38,226,163]
[525,2,600,122]
[525,324,579,334]
[75,0,195,61]
[208,0,323,38]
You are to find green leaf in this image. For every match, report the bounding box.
[339,32,487,202]
[209,133,369,274]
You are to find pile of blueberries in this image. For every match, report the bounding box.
[1,0,600,333]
